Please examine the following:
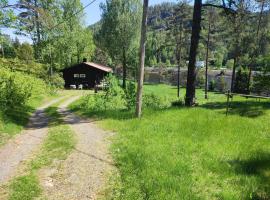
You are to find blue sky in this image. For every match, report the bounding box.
[3,0,178,43]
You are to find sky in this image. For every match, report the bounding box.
[3,0,178,43]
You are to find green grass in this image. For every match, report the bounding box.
[8,104,76,200]
[0,92,60,146]
[71,84,270,200]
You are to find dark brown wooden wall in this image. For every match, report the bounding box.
[63,63,108,88]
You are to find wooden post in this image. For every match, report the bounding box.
[135,0,149,118]
[226,90,231,116]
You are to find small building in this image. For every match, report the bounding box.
[62,61,113,89]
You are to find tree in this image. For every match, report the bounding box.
[16,42,34,63]
[202,4,219,99]
[185,0,202,106]
[99,0,142,89]
[136,0,149,118]
[168,1,191,98]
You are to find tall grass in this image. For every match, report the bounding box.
[71,84,270,199]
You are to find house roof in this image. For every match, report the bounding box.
[62,62,113,73]
[84,62,113,73]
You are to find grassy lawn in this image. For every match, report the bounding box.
[71,84,270,200]
[8,104,76,200]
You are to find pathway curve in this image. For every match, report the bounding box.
[39,96,114,200]
[0,95,67,184]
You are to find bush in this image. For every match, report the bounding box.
[234,68,249,94]
[47,73,65,90]
[124,82,136,110]
[0,68,48,111]
[209,80,216,91]
[81,75,127,111]
[143,93,171,109]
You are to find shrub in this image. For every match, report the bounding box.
[47,73,65,90]
[143,93,171,109]
[124,82,136,110]
[209,80,216,91]
[0,68,48,111]
[234,68,249,94]
[81,75,127,111]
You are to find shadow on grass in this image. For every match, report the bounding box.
[201,100,270,118]
[2,105,35,127]
[70,106,136,121]
[227,152,270,199]
[70,105,185,121]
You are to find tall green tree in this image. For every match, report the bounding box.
[99,0,142,88]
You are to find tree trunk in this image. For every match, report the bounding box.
[177,58,181,98]
[176,33,183,98]
[34,0,41,59]
[136,0,149,118]
[122,48,127,89]
[185,0,202,106]
[231,56,237,92]
[1,39,4,58]
[205,20,211,99]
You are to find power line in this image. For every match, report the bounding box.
[48,0,99,31]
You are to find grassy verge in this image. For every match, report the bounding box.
[71,84,270,200]
[8,104,75,200]
[0,91,61,147]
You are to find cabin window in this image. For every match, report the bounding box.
[80,74,86,78]
[74,74,79,78]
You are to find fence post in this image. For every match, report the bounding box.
[226,90,231,116]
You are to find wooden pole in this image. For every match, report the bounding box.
[135,0,149,118]
[226,90,230,116]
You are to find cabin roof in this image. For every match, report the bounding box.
[63,62,113,73]
[84,62,113,73]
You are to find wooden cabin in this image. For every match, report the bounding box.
[62,61,113,89]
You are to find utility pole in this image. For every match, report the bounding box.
[136,0,149,118]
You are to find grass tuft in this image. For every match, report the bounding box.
[9,174,41,200]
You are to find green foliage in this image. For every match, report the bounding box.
[253,56,270,94]
[47,73,65,90]
[226,59,234,69]
[98,0,142,77]
[9,174,41,200]
[234,67,249,94]
[209,80,216,91]
[143,93,171,109]
[124,82,136,110]
[81,75,127,112]
[0,68,48,111]
[0,58,47,78]
[16,43,34,63]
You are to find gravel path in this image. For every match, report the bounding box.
[39,96,114,200]
[0,96,67,184]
